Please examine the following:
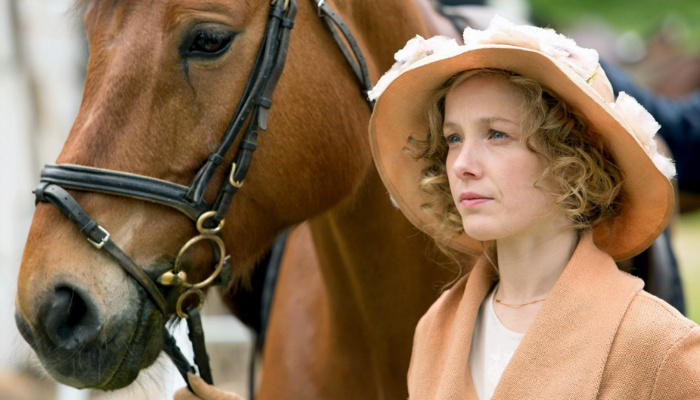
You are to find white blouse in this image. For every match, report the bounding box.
[468,286,525,400]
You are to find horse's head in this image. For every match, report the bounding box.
[15,0,378,389]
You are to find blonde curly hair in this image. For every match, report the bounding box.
[406,68,624,250]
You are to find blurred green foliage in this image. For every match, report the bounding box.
[529,0,700,51]
[674,210,700,323]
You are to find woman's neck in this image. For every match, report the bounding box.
[494,226,580,303]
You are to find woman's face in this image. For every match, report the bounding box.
[444,74,567,243]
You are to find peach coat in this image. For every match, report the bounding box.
[407,232,700,399]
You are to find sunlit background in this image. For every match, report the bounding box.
[1,0,698,399]
[527,0,700,327]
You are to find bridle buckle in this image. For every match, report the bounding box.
[87,226,110,249]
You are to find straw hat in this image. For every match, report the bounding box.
[368,17,675,261]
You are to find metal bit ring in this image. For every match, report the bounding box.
[173,234,226,290]
[176,288,205,319]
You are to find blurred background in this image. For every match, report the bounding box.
[527,0,700,321]
[1,0,699,399]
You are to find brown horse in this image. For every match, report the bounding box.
[15,0,465,398]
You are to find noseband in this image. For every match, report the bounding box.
[32,0,372,391]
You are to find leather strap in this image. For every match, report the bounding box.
[198,0,298,228]
[186,308,213,384]
[314,0,374,109]
[41,164,209,221]
[186,0,297,216]
[163,328,197,391]
[34,183,169,314]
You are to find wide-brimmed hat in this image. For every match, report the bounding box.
[368,17,675,261]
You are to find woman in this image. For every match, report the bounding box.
[368,17,699,399]
[177,17,699,400]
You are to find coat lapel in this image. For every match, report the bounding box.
[428,255,497,399]
[492,232,644,399]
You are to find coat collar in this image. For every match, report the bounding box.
[446,231,644,399]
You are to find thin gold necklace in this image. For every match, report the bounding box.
[494,286,547,308]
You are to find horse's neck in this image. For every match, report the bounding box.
[305,0,457,297]
[308,164,453,313]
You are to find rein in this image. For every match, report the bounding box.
[32,0,373,392]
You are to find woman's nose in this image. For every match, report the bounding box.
[450,143,482,179]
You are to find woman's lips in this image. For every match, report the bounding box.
[459,193,492,208]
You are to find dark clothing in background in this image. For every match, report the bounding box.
[603,60,700,194]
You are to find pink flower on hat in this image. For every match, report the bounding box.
[369,35,458,101]
[369,17,601,101]
[463,16,599,81]
[394,35,458,68]
[610,92,676,179]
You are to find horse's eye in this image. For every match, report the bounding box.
[186,29,234,58]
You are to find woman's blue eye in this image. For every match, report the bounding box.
[490,130,508,139]
[445,134,461,144]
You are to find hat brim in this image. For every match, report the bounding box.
[369,45,674,261]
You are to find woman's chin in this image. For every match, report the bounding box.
[462,227,498,243]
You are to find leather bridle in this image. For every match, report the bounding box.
[32,0,372,392]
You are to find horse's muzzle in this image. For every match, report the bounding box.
[14,282,163,389]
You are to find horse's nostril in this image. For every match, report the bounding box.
[41,286,103,351]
